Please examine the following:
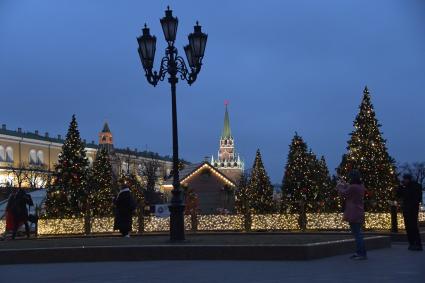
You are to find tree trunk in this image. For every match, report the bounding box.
[137,206,144,234]
[84,214,91,235]
[244,212,252,232]
[191,213,198,232]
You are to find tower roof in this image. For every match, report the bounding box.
[102,122,111,133]
[221,103,232,138]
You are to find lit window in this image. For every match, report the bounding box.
[6,147,13,162]
[0,146,4,162]
[37,150,44,165]
[29,149,37,164]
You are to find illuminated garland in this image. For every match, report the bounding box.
[197,215,244,231]
[1,212,422,235]
[306,213,349,230]
[163,163,236,189]
[251,214,299,230]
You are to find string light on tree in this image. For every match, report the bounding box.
[247,149,274,213]
[45,115,89,217]
[88,148,114,216]
[337,86,398,212]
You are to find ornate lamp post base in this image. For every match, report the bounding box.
[169,203,186,241]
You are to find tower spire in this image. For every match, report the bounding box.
[222,101,232,138]
[102,121,111,133]
[99,122,114,152]
[212,101,244,183]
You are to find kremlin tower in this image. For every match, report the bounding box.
[211,102,244,182]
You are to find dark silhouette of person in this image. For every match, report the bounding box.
[397,174,423,251]
[7,189,33,239]
[114,184,136,237]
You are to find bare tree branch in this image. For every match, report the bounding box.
[138,158,160,204]
[399,162,425,187]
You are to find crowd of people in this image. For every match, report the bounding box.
[0,174,423,259]
[1,182,138,240]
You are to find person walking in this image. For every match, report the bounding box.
[114,183,136,237]
[396,174,423,251]
[5,189,33,239]
[1,190,17,240]
[337,170,367,260]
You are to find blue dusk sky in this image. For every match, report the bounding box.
[1,0,424,183]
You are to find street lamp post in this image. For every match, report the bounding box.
[137,6,207,241]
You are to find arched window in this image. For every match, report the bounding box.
[6,147,13,162]
[37,150,44,165]
[0,146,4,162]
[29,149,37,164]
[122,162,128,173]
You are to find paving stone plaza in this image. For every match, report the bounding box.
[0,244,423,283]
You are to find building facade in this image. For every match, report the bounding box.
[0,122,173,189]
[161,103,244,213]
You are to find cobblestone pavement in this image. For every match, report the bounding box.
[0,244,423,283]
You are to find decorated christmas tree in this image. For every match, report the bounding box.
[235,171,250,214]
[247,149,274,213]
[45,115,89,217]
[281,133,313,212]
[316,156,339,212]
[88,148,114,216]
[337,86,397,212]
[307,150,323,212]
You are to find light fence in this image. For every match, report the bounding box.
[306,213,348,230]
[198,214,244,231]
[251,214,299,230]
[38,218,85,235]
[0,212,423,235]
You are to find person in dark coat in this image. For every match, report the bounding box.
[114,184,136,237]
[8,189,33,239]
[396,174,423,251]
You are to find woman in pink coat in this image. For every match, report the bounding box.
[337,169,367,260]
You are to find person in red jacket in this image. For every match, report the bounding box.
[337,169,367,260]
